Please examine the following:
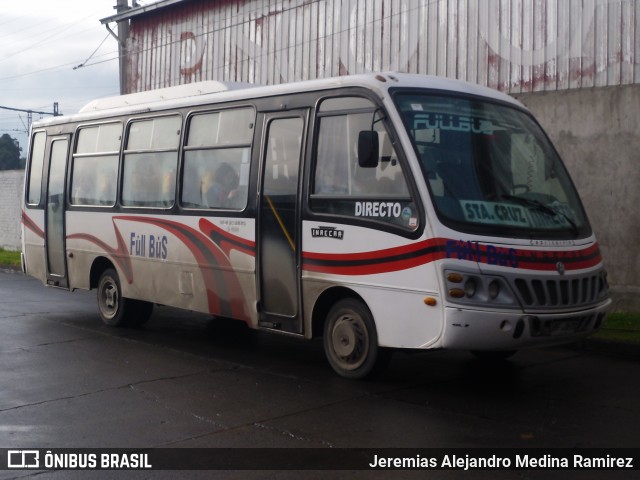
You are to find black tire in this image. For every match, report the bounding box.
[97,268,153,327]
[323,298,390,379]
[471,350,517,361]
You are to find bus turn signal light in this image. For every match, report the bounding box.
[424,296,437,306]
[449,288,465,298]
[446,272,464,283]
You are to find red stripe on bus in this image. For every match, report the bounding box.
[67,218,134,284]
[302,239,602,275]
[21,211,45,239]
[68,216,251,323]
[198,218,255,257]
[118,216,249,322]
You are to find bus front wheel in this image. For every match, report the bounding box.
[323,298,389,379]
[97,268,153,327]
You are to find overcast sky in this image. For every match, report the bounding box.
[0,0,124,154]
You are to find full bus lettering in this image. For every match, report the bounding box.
[486,245,519,267]
[149,235,168,259]
[130,232,168,259]
[446,240,519,267]
[445,240,481,262]
[130,232,146,257]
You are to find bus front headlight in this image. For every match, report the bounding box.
[444,270,517,307]
[464,278,477,298]
[488,279,501,299]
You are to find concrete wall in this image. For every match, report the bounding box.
[515,85,640,312]
[0,170,24,252]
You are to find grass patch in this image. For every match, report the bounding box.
[0,248,21,268]
[594,312,640,344]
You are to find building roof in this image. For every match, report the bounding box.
[100,0,191,24]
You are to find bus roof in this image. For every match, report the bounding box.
[35,73,522,127]
[78,80,257,113]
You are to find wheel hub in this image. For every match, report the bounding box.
[333,321,357,357]
[104,284,117,309]
[99,279,119,319]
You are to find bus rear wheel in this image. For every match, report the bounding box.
[97,268,153,327]
[323,298,389,379]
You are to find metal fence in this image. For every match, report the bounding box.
[124,0,640,93]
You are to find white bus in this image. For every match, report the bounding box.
[22,73,610,378]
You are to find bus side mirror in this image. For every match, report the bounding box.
[358,131,379,168]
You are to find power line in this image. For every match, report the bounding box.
[74,33,112,70]
[0,51,118,82]
[0,10,104,64]
[0,104,60,117]
[0,34,119,82]
[0,104,61,135]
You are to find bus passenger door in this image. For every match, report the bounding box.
[257,111,307,333]
[45,137,69,288]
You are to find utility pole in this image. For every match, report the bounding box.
[116,0,130,94]
[101,0,132,94]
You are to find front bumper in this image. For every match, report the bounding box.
[440,298,612,351]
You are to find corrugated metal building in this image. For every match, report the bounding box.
[102,0,640,310]
[103,0,640,94]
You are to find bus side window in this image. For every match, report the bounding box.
[122,116,180,208]
[184,149,247,209]
[27,131,47,206]
[311,97,415,229]
[181,108,254,210]
[70,123,121,207]
[313,115,350,195]
[313,110,409,198]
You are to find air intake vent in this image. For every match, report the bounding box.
[513,272,607,310]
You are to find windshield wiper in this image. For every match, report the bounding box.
[499,194,580,237]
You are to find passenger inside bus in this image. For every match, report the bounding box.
[96,171,115,205]
[201,162,239,208]
[160,169,176,207]
[71,173,96,205]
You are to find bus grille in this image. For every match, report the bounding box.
[513,272,608,310]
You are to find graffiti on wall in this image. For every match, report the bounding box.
[128,0,638,92]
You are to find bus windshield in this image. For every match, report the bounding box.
[393,93,590,239]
